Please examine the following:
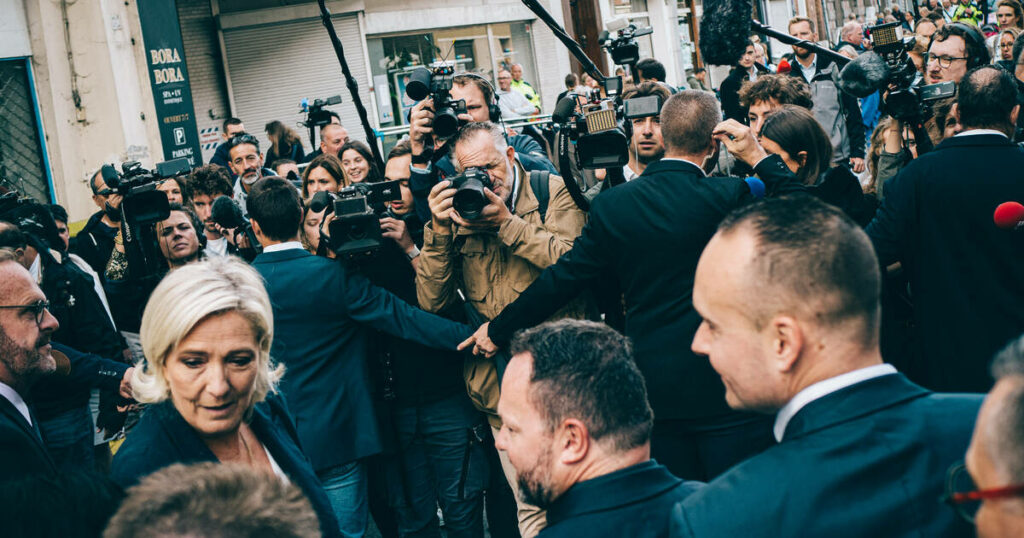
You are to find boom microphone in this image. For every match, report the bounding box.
[837,51,891,99]
[211,195,247,230]
[994,201,1024,230]
[699,0,753,66]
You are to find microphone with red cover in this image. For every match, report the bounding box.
[994,201,1024,230]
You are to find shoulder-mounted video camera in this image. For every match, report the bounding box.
[301,95,342,131]
[309,180,403,261]
[405,65,468,139]
[599,19,654,67]
[856,22,956,123]
[103,157,191,281]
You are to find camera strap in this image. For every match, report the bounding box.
[529,170,551,223]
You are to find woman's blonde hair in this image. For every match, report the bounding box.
[132,256,283,406]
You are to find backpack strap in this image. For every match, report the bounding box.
[529,170,551,223]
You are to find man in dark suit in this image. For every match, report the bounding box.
[0,253,59,481]
[463,90,803,482]
[867,66,1024,394]
[496,319,701,537]
[247,177,474,537]
[671,195,981,537]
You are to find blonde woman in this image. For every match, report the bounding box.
[110,257,342,537]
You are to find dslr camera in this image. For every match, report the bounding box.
[309,180,403,260]
[448,167,493,220]
[599,19,654,67]
[405,65,468,139]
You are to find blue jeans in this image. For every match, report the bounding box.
[318,460,368,538]
[391,393,488,538]
[39,404,94,472]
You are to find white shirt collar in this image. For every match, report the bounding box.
[623,164,640,181]
[660,157,708,177]
[262,241,305,253]
[773,364,898,442]
[955,129,1009,138]
[28,253,41,282]
[0,381,31,426]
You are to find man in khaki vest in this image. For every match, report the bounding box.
[416,122,590,537]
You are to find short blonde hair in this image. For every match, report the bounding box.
[132,256,283,405]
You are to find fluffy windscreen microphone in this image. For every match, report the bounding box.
[211,195,247,230]
[699,0,753,66]
[837,51,890,98]
[552,96,578,124]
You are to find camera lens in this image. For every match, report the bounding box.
[433,108,460,139]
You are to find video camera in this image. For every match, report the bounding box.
[553,81,663,170]
[301,95,343,131]
[405,65,468,139]
[103,158,191,281]
[309,180,403,260]
[599,19,654,68]
[867,22,955,123]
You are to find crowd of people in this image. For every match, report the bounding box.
[1,7,1024,538]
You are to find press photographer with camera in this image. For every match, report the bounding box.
[246,176,476,536]
[462,91,806,485]
[407,71,556,227]
[416,121,591,537]
[72,168,124,276]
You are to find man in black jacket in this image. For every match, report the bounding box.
[461,90,803,482]
[787,17,867,173]
[72,168,122,276]
[866,66,1024,394]
[497,319,702,537]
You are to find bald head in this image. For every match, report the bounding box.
[320,123,349,157]
[660,91,722,156]
[0,257,58,392]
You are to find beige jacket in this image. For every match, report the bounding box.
[415,163,591,425]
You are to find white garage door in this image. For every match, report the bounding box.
[222,13,373,156]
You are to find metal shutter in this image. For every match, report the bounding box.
[222,14,371,156]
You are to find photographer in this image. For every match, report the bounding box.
[407,73,556,227]
[462,91,804,484]
[416,121,591,537]
[351,140,490,537]
[72,168,122,276]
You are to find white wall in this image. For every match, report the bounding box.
[0,0,31,58]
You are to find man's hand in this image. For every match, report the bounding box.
[409,98,435,159]
[850,157,866,174]
[119,367,134,400]
[428,180,456,232]
[712,120,768,166]
[380,217,414,253]
[450,189,512,230]
[458,322,499,358]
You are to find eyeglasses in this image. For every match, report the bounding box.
[928,54,969,69]
[0,300,51,326]
[942,462,1024,524]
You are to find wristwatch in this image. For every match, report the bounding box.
[406,246,421,260]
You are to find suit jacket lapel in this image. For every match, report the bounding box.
[783,373,930,442]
